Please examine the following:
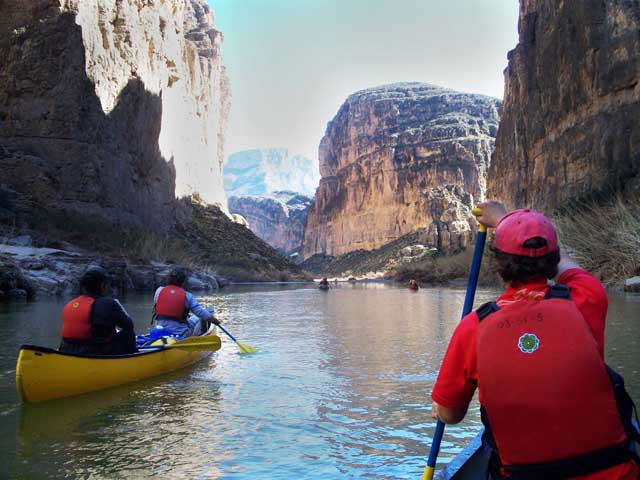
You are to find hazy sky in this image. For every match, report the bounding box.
[210,0,519,163]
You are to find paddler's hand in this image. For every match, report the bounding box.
[431,401,467,424]
[210,317,221,326]
[431,401,440,421]
[476,200,508,228]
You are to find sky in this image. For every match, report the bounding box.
[210,0,519,163]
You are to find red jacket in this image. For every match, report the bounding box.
[155,286,188,322]
[61,295,95,340]
[432,268,638,479]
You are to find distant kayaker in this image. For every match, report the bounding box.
[59,267,137,355]
[319,277,330,289]
[431,200,639,479]
[408,279,419,290]
[153,268,220,337]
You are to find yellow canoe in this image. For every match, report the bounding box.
[16,327,221,403]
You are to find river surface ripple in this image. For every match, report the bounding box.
[0,284,638,479]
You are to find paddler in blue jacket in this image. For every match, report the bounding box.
[153,268,220,338]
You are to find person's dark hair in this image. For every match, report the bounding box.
[167,268,187,287]
[80,267,108,296]
[491,247,560,285]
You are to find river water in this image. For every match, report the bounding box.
[0,284,638,479]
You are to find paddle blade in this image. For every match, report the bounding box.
[236,342,257,354]
[168,335,222,352]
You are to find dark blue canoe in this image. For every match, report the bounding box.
[435,431,489,480]
[436,421,640,480]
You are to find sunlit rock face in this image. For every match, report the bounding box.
[228,191,313,254]
[302,83,501,258]
[224,149,320,198]
[0,0,230,230]
[489,0,640,209]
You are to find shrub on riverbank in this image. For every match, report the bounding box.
[303,229,433,277]
[396,195,640,287]
[554,197,640,284]
[394,251,468,283]
[393,247,501,286]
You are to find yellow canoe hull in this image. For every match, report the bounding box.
[16,329,221,403]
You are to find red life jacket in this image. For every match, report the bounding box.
[155,286,188,322]
[61,295,95,340]
[476,286,627,469]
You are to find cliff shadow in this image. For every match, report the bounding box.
[0,8,177,233]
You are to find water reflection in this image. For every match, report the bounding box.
[0,284,638,478]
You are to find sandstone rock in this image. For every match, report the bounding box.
[401,245,422,256]
[0,243,225,299]
[302,83,500,258]
[0,0,230,231]
[0,185,24,224]
[230,213,249,228]
[489,0,640,210]
[9,235,33,247]
[192,271,219,290]
[186,276,206,291]
[229,191,313,254]
[19,259,44,270]
[127,264,160,292]
[26,270,67,295]
[7,289,28,299]
[0,257,35,300]
[624,276,640,293]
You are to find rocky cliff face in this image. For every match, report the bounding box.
[0,0,230,230]
[0,0,305,286]
[489,0,640,209]
[224,148,320,198]
[229,191,313,254]
[303,83,501,258]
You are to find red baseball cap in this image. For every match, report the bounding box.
[493,209,559,257]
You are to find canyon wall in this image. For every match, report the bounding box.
[303,83,501,258]
[228,191,313,254]
[0,0,230,231]
[224,148,320,198]
[489,0,640,209]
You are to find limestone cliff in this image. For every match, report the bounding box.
[0,0,230,231]
[229,191,313,254]
[489,0,640,209]
[224,148,320,198]
[303,83,501,258]
[0,0,307,285]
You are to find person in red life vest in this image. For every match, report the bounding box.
[431,200,639,480]
[60,267,137,355]
[153,268,220,338]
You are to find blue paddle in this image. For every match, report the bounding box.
[422,208,487,480]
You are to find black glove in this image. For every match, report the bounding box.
[210,317,221,326]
